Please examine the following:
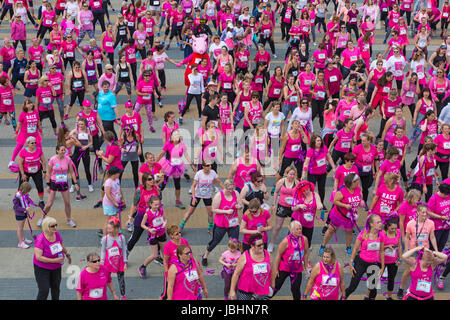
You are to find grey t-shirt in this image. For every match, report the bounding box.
[121,139,139,162]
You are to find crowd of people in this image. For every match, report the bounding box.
[5,0,450,301]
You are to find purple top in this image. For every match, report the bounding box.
[33,231,64,270]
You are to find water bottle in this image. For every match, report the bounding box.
[58,252,64,265]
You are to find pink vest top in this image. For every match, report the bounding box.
[214,190,239,228]
[278,235,305,273]
[172,259,201,300]
[237,250,271,295]
[311,261,341,300]
[408,259,434,299]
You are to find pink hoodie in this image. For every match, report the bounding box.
[11,20,26,41]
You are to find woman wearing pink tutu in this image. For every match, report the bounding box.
[10,99,42,167]
[155,129,196,209]
[319,173,366,256]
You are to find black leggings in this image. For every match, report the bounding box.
[311,99,326,128]
[400,10,412,26]
[64,58,75,71]
[34,265,61,300]
[281,22,292,41]
[0,5,14,21]
[259,36,275,55]
[127,225,144,252]
[182,93,202,118]
[436,160,449,181]
[315,17,327,32]
[379,262,398,292]
[11,75,26,89]
[120,160,139,188]
[346,23,359,39]
[13,40,27,52]
[19,169,44,195]
[272,271,302,300]
[92,11,106,33]
[345,255,378,299]
[71,147,92,185]
[359,173,373,204]
[307,173,326,205]
[69,90,85,107]
[206,225,239,253]
[116,271,126,296]
[39,110,57,129]
[130,62,137,86]
[158,69,166,89]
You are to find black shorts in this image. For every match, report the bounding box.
[190,197,212,208]
[88,79,98,86]
[275,204,292,218]
[279,156,302,178]
[49,180,69,192]
[55,8,64,15]
[39,110,55,120]
[148,233,167,246]
[15,214,27,221]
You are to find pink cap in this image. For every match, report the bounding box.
[125,101,133,108]
[82,99,92,107]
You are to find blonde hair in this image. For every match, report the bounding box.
[406,189,421,206]
[42,216,57,233]
[18,181,32,195]
[384,172,399,185]
[228,239,240,251]
[38,76,49,87]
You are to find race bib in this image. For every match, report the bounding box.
[329,75,337,82]
[427,168,435,177]
[89,288,104,299]
[444,12,449,18]
[66,51,74,58]
[19,67,25,74]
[416,280,431,293]
[290,95,298,102]
[252,263,268,275]
[382,86,390,93]
[380,205,391,214]
[128,21,134,26]
[27,125,37,134]
[316,158,326,167]
[45,19,52,25]
[49,242,63,255]
[417,233,428,241]
[73,81,82,88]
[228,217,239,227]
[443,142,450,150]
[177,21,183,26]
[291,144,300,151]
[341,141,351,149]
[362,165,372,172]
[107,247,120,257]
[304,212,314,222]
[146,27,153,33]
[120,72,129,78]
[223,82,232,89]
[271,125,280,136]
[387,106,394,113]
[404,4,410,8]
[367,241,380,251]
[53,84,61,91]
[78,132,89,140]
[385,247,397,257]
[343,109,351,116]
[185,270,199,282]
[304,79,312,85]
[87,70,95,77]
[55,173,68,183]
[350,55,357,62]
[171,158,182,166]
[405,91,414,98]
[105,42,113,47]
[316,91,325,98]
[28,166,38,173]
[128,54,135,59]
[43,97,51,104]
[302,27,309,32]
[273,88,281,95]
[153,216,164,227]
[3,99,11,105]
[240,56,248,62]
[322,275,337,286]
[318,54,325,60]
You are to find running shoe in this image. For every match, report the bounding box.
[178,117,183,125]
[346,246,352,255]
[175,201,185,210]
[18,241,30,249]
[88,185,94,193]
[69,185,75,193]
[38,201,45,210]
[76,194,87,201]
[184,173,190,181]
[159,101,163,108]
[154,256,164,266]
[396,288,404,299]
[437,277,445,290]
[120,295,127,300]
[138,266,147,279]
[201,256,208,267]
[67,219,77,228]
[93,201,103,208]
[127,222,133,232]
[37,217,43,227]
[318,245,325,256]
[150,126,155,133]
[24,238,33,245]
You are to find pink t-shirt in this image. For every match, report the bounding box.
[0,46,15,63]
[36,86,54,111]
[334,129,353,153]
[221,249,241,269]
[341,48,361,68]
[357,231,381,263]
[372,184,404,220]
[379,160,401,185]
[76,265,112,300]
[353,144,377,171]
[434,134,450,163]
[427,193,450,230]
[162,122,179,143]
[398,200,417,232]
[379,229,401,264]
[388,135,409,159]
[102,178,121,207]
[242,210,271,244]
[28,45,44,63]
[19,147,43,174]
[18,110,41,143]
[48,155,72,182]
[136,79,154,104]
[306,146,328,175]
[334,164,358,188]
[152,52,168,70]
[120,112,142,137]
[104,143,123,170]
[163,238,190,269]
[33,231,65,270]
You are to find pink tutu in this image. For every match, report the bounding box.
[329,208,355,232]
[158,158,186,179]
[221,123,233,135]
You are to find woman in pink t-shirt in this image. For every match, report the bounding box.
[369,172,404,223]
[346,214,383,300]
[240,198,272,252]
[76,252,118,300]
[43,145,78,228]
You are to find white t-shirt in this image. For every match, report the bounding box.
[209,41,227,59]
[188,73,205,95]
[194,170,218,199]
[265,112,286,137]
[152,52,168,71]
[288,107,312,131]
[66,1,79,19]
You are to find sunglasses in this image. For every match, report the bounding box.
[147,178,154,181]
[50,224,58,227]
[29,141,36,144]
[301,102,308,105]
[182,251,192,255]
[254,243,264,248]
[90,259,101,263]
[249,209,258,213]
